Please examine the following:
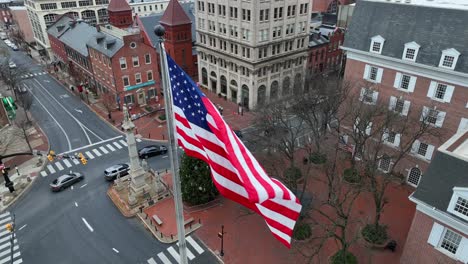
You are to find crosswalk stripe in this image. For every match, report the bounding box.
[12,259,22,264]
[113,142,122,149]
[40,171,47,177]
[0,231,9,238]
[0,251,21,264]
[0,235,12,244]
[99,146,109,154]
[0,218,11,225]
[47,165,56,174]
[0,239,17,251]
[186,236,204,254]
[0,245,19,258]
[92,149,102,157]
[0,212,10,219]
[147,257,157,264]
[106,144,115,152]
[136,138,142,142]
[72,158,80,165]
[157,252,172,264]
[63,159,72,168]
[85,151,95,159]
[55,162,64,171]
[119,140,128,146]
[175,242,196,260]
[167,247,180,263]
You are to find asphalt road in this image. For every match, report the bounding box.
[3,42,218,264]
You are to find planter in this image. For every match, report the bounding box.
[329,250,358,264]
[156,114,167,124]
[343,168,361,184]
[362,224,388,246]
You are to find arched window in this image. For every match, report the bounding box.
[44,14,58,27]
[201,68,208,85]
[257,85,266,106]
[282,77,290,96]
[81,10,97,25]
[407,167,422,186]
[270,81,278,100]
[220,76,227,94]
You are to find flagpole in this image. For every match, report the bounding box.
[154,25,188,264]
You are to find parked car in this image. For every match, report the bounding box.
[10,45,18,51]
[104,163,130,181]
[50,172,84,192]
[138,145,168,159]
[8,61,16,69]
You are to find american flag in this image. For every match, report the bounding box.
[165,54,302,247]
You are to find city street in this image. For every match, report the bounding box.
[2,42,218,263]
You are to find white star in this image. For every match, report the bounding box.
[179,100,182,104]
[169,68,172,71]
[188,105,191,109]
[182,107,185,111]
[201,117,205,120]
[194,95,198,98]
[184,97,187,101]
[177,82,180,86]
[183,80,187,84]
[192,112,195,116]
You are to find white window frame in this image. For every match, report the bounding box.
[119,57,127,69]
[359,88,378,105]
[132,56,139,67]
[407,167,422,187]
[389,96,411,116]
[457,118,468,134]
[420,106,446,128]
[354,117,372,136]
[439,48,460,70]
[382,129,401,148]
[135,73,142,84]
[124,94,134,105]
[147,88,156,98]
[447,188,468,222]
[411,140,435,160]
[370,35,385,54]
[145,53,151,64]
[427,81,455,103]
[428,222,468,262]
[363,65,383,83]
[147,70,153,81]
[122,76,130,87]
[394,72,417,92]
[402,41,420,62]
[378,155,392,173]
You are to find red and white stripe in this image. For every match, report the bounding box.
[173,97,302,247]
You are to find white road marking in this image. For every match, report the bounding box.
[47,165,56,174]
[0,245,19,258]
[186,236,204,254]
[74,109,83,114]
[99,146,109,154]
[18,225,27,231]
[75,202,78,207]
[0,236,12,244]
[0,230,10,238]
[106,144,115,152]
[72,158,80,165]
[167,247,180,262]
[85,151,95,159]
[136,138,142,142]
[147,257,157,264]
[176,242,195,260]
[92,149,102,157]
[162,155,168,158]
[80,184,87,188]
[62,159,72,168]
[0,212,10,218]
[71,185,73,190]
[40,171,47,177]
[0,217,11,225]
[55,162,64,171]
[112,248,119,253]
[81,217,94,232]
[113,142,122,149]
[26,83,72,151]
[119,139,128,146]
[58,136,124,156]
[0,252,21,264]
[157,252,172,264]
[0,239,17,250]
[12,259,22,264]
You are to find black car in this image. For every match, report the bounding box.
[138,145,168,159]
[104,163,130,181]
[50,172,84,192]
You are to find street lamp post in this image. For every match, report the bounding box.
[218,225,226,257]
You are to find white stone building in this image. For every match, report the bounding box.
[195,0,311,110]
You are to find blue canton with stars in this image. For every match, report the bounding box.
[167,54,211,131]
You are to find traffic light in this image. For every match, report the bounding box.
[47,150,55,162]
[78,153,87,165]
[5,223,13,232]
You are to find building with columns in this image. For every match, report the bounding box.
[195,0,311,110]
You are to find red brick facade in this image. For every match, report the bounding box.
[48,34,67,63]
[162,23,195,78]
[401,210,466,264]
[307,29,344,75]
[312,0,354,13]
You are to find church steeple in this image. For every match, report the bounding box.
[107,0,132,28]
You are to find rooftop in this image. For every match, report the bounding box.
[159,0,191,26]
[366,0,468,10]
[108,0,131,12]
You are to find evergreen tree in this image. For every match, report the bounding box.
[180,152,218,205]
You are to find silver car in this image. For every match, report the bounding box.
[50,172,84,192]
[104,163,130,181]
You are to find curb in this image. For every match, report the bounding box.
[196,236,225,264]
[106,186,134,218]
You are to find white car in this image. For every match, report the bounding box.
[8,61,16,69]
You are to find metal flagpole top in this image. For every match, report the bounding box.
[154,24,189,264]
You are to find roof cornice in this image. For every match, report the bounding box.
[342,47,468,87]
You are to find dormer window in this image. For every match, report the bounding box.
[403,41,420,62]
[370,35,385,54]
[447,187,468,221]
[439,48,460,70]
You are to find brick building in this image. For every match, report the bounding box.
[341,0,468,187]
[0,0,22,27]
[312,0,355,13]
[107,0,132,29]
[8,6,35,44]
[307,27,344,77]
[401,131,468,264]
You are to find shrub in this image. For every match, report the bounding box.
[309,152,327,164]
[362,224,388,245]
[145,106,154,112]
[343,168,360,184]
[158,114,166,121]
[293,223,311,240]
[330,250,358,264]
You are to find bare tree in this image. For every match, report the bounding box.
[0,56,29,100]
[9,28,29,54]
[101,92,116,120]
[17,91,33,123]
